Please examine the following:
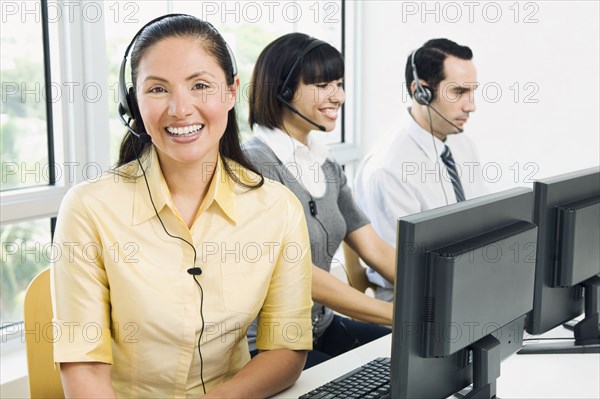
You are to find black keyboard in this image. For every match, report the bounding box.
[298,357,391,399]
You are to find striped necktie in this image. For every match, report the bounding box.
[440,145,466,202]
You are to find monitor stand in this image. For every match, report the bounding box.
[519,276,600,354]
[454,335,501,399]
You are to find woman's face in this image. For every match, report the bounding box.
[136,36,238,167]
[287,78,345,134]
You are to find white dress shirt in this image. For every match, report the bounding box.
[254,125,331,198]
[354,108,489,288]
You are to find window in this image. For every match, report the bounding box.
[1,0,57,333]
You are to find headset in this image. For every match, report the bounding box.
[118,13,238,144]
[277,39,328,132]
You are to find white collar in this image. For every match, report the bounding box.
[253,125,331,165]
[403,107,446,161]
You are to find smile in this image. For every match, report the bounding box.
[319,108,339,119]
[166,124,204,136]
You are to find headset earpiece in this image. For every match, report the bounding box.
[278,39,328,103]
[126,87,141,121]
[280,87,293,102]
[414,85,434,105]
[411,49,435,106]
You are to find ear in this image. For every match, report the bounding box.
[410,80,418,97]
[226,77,240,111]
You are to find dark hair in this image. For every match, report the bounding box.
[249,32,344,130]
[116,14,262,189]
[405,38,473,99]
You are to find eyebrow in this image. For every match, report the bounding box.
[451,84,479,91]
[143,71,217,84]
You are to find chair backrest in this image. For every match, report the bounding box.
[24,268,64,398]
[342,242,376,294]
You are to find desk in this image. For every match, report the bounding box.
[273,331,600,398]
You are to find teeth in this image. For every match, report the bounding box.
[322,109,338,117]
[166,124,204,136]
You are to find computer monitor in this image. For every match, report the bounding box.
[391,187,537,399]
[519,166,600,354]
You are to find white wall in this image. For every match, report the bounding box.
[356,1,599,192]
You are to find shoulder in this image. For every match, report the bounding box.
[242,136,273,160]
[67,169,135,200]
[241,136,282,179]
[236,174,305,230]
[59,159,143,213]
[227,158,295,205]
[366,128,416,165]
[323,158,344,176]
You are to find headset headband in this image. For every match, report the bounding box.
[279,39,328,101]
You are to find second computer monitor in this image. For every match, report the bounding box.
[521,166,600,354]
[391,187,536,399]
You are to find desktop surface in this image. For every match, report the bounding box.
[273,327,600,399]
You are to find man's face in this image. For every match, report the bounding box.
[429,55,478,139]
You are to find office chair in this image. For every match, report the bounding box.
[24,267,64,398]
[342,242,376,294]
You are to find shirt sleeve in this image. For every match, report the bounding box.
[51,186,113,364]
[361,167,421,247]
[331,161,370,236]
[255,190,313,351]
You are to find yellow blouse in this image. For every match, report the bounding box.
[51,147,313,397]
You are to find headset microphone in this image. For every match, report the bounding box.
[277,94,326,132]
[187,267,203,276]
[427,104,464,133]
[308,199,318,216]
[118,103,153,143]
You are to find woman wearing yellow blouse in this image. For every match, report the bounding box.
[51,14,312,398]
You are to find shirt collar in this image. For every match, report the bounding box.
[403,107,446,161]
[253,125,331,165]
[131,147,238,226]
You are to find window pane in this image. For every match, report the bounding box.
[1,219,51,327]
[1,0,50,190]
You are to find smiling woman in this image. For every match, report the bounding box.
[50,14,313,398]
[243,33,395,369]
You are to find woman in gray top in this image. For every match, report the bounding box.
[244,33,395,368]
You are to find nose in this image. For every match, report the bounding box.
[463,92,476,113]
[168,88,193,119]
[329,84,345,104]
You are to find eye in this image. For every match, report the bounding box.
[148,86,166,94]
[193,82,210,90]
[315,83,329,89]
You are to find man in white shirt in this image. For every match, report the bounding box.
[354,38,488,301]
